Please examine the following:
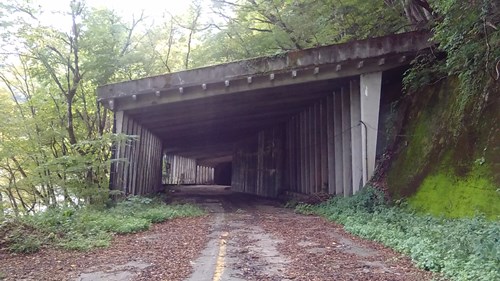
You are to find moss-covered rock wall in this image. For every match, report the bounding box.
[384,77,499,219]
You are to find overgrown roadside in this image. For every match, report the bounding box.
[0,196,204,253]
[0,196,207,280]
[296,187,500,281]
[0,216,210,281]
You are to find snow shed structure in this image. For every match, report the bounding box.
[97,31,432,197]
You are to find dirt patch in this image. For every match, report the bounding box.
[76,261,151,281]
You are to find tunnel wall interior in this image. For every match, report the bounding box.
[111,111,163,195]
[231,84,358,197]
[231,127,284,197]
[230,73,399,197]
[162,154,214,185]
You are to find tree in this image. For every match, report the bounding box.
[0,0,166,213]
[191,0,406,66]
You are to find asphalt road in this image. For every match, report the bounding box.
[174,185,436,281]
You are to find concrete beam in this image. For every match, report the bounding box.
[98,32,431,106]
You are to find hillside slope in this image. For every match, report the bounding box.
[380,77,499,219]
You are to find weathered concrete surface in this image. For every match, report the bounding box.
[360,72,383,182]
[98,31,430,103]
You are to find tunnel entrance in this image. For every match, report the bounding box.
[100,32,432,197]
[214,162,232,185]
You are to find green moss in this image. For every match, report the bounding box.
[385,76,499,219]
[409,164,500,220]
[387,80,450,198]
[388,120,429,197]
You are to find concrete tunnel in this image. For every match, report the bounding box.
[97,31,432,198]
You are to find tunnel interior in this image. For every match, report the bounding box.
[146,67,407,196]
[130,77,341,190]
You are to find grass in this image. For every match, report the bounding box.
[296,187,500,281]
[0,196,204,252]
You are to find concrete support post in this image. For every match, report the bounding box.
[360,72,382,184]
[333,91,344,195]
[326,93,336,194]
[300,111,307,193]
[350,79,363,194]
[320,99,328,193]
[112,111,125,192]
[341,87,353,197]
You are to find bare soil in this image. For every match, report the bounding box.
[0,185,438,281]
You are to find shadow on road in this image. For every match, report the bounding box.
[167,185,282,213]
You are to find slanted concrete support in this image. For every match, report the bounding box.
[360,72,382,184]
[350,79,363,193]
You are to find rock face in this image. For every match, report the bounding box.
[381,77,500,219]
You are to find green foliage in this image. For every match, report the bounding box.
[405,0,499,135]
[298,187,500,281]
[192,0,405,66]
[7,234,42,254]
[0,196,204,252]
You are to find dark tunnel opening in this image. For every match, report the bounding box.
[214,162,232,186]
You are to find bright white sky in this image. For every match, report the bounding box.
[36,0,195,29]
[41,0,191,16]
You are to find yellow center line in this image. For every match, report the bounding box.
[213,232,229,281]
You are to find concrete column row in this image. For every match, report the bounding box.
[283,72,382,196]
[284,99,329,194]
[162,154,209,185]
[232,127,283,197]
[112,111,163,195]
[196,165,214,185]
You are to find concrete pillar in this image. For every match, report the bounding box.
[350,79,363,193]
[333,91,344,195]
[320,99,328,193]
[113,111,125,191]
[326,94,336,194]
[300,111,307,193]
[341,87,352,197]
[360,72,382,184]
[308,106,315,193]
